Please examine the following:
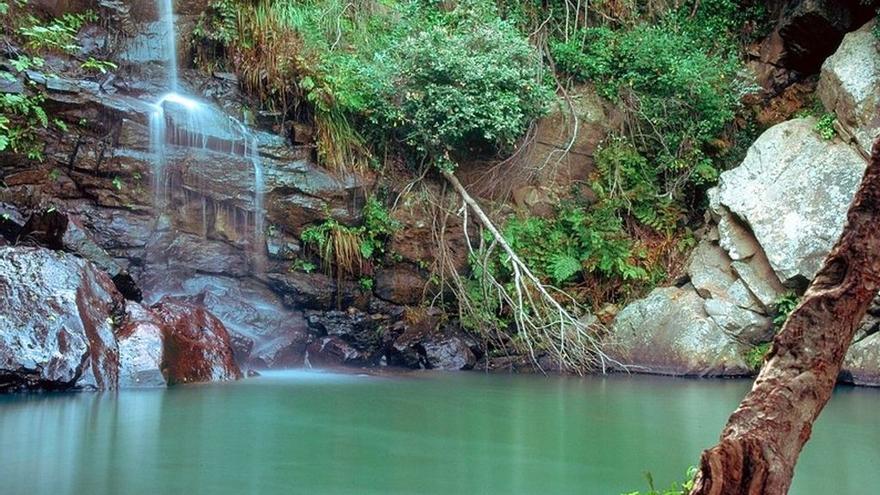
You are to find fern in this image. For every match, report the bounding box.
[547,253,582,284]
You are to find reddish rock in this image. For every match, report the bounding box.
[374,265,429,306]
[151,298,242,385]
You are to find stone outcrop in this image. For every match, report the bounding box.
[613,49,880,383]
[610,287,750,377]
[116,301,167,387]
[151,297,242,385]
[818,21,880,156]
[0,247,121,392]
[716,118,866,286]
[0,247,243,392]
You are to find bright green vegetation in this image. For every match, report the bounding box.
[300,197,399,278]
[814,113,838,140]
[550,1,764,200]
[744,292,800,372]
[18,9,96,53]
[772,291,801,331]
[624,467,697,495]
[746,342,772,371]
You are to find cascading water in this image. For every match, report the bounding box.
[148,0,266,276]
[159,0,178,92]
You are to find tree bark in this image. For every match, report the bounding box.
[689,140,880,495]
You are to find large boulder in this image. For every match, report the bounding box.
[716,118,867,285]
[150,298,242,385]
[818,21,880,156]
[610,287,750,377]
[0,247,121,392]
[21,208,143,301]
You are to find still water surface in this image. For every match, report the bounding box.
[0,371,877,495]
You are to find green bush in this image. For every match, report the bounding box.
[197,0,551,169]
[746,342,772,371]
[18,9,97,54]
[300,196,399,276]
[363,1,552,160]
[772,292,800,331]
[623,466,698,495]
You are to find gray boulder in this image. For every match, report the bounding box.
[818,21,880,156]
[610,287,750,377]
[716,118,866,285]
[0,247,121,392]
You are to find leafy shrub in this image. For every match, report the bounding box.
[772,292,800,331]
[550,1,753,201]
[18,10,97,54]
[623,466,698,495]
[197,0,551,170]
[0,55,55,159]
[300,197,399,276]
[593,139,684,233]
[746,342,772,372]
[1,5,99,160]
[364,2,552,159]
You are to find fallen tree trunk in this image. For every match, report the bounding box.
[689,140,880,495]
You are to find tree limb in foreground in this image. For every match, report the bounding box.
[689,139,880,495]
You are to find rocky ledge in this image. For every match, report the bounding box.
[609,20,880,384]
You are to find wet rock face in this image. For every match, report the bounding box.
[151,297,242,385]
[306,337,371,367]
[21,209,143,301]
[374,265,429,306]
[0,247,121,392]
[391,325,477,371]
[116,301,166,388]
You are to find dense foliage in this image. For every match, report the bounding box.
[192,0,768,333]
[550,2,762,201]
[194,0,551,170]
[300,196,399,281]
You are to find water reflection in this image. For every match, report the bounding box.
[0,374,877,495]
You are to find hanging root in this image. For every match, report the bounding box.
[440,169,623,374]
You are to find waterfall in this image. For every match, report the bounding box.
[159,0,178,92]
[149,0,267,276]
